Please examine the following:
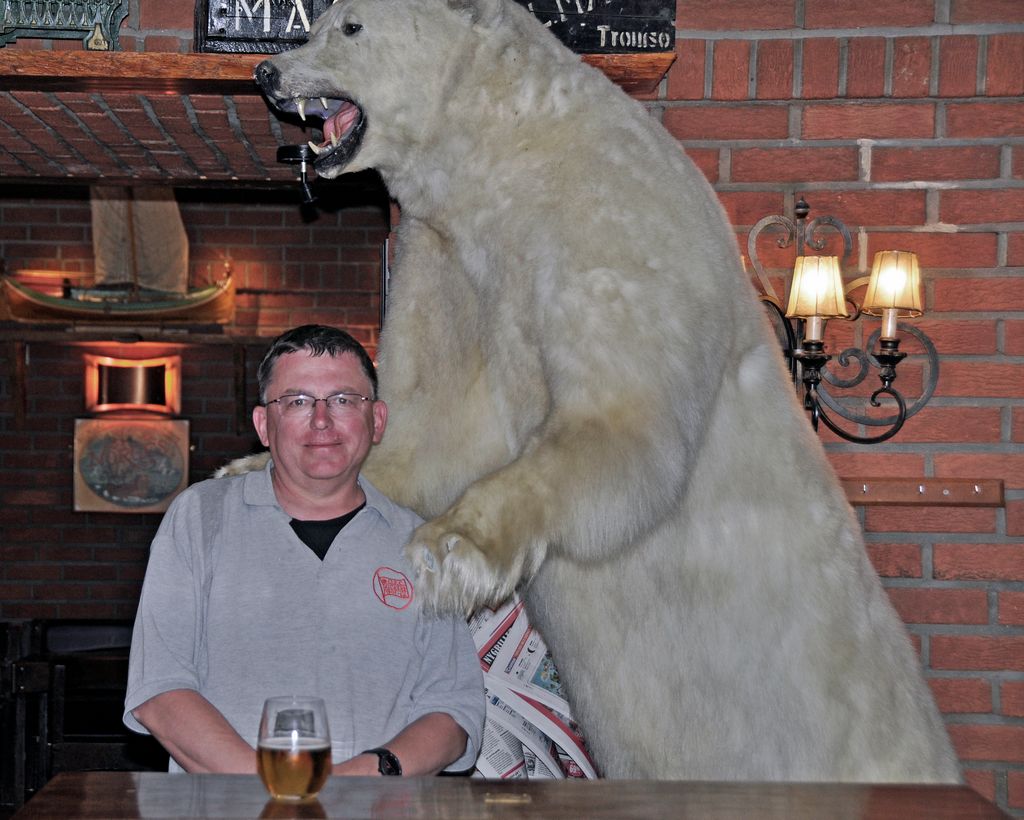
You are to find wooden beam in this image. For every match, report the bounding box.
[842,477,1004,507]
[0,52,264,94]
[583,52,676,94]
[0,49,674,95]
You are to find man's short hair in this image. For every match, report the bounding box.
[257,324,378,404]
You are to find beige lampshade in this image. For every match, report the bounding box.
[863,250,923,317]
[785,256,850,320]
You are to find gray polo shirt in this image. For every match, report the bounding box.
[124,463,484,772]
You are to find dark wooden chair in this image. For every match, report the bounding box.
[2,620,167,811]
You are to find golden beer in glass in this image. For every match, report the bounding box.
[257,696,331,801]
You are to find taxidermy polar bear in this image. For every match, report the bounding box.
[253,0,961,782]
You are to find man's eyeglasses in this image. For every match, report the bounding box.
[264,392,372,417]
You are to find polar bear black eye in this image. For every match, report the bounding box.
[343,22,362,36]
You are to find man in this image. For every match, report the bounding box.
[124,325,484,776]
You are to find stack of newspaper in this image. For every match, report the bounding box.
[468,595,597,779]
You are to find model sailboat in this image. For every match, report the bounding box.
[2,186,234,323]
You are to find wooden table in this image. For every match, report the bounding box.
[12,772,1006,818]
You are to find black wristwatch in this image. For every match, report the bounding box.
[363,747,402,776]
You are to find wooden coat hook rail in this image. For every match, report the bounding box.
[842,477,1004,507]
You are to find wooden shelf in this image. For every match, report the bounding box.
[0,323,263,345]
[0,51,264,94]
[0,49,674,95]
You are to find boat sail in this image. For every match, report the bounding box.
[1,186,234,324]
[89,185,189,295]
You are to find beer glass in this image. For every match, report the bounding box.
[257,696,331,801]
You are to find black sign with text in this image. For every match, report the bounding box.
[194,0,675,55]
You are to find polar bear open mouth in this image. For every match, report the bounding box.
[282,95,366,175]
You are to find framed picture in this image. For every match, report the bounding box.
[73,418,190,513]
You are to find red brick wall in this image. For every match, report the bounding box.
[0,188,388,337]
[660,2,1024,812]
[0,187,388,620]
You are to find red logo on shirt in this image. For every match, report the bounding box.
[373,567,414,610]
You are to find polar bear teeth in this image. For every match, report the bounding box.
[291,97,361,158]
[291,96,337,120]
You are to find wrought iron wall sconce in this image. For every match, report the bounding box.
[747,198,939,444]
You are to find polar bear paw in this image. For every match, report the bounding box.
[406,520,518,616]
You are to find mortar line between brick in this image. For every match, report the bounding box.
[793,39,804,99]
[748,40,759,99]
[137,96,204,179]
[838,37,849,98]
[181,96,237,179]
[9,92,92,177]
[671,131,1024,149]
[926,189,940,224]
[0,148,33,175]
[224,96,271,180]
[703,39,714,99]
[0,105,36,176]
[858,141,872,183]
[267,109,288,146]
[788,104,802,141]
[711,181,1024,195]
[674,24,1024,40]
[884,39,894,97]
[999,146,1012,179]
[977,35,988,96]
[88,94,164,179]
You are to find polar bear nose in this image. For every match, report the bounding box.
[253,61,280,95]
